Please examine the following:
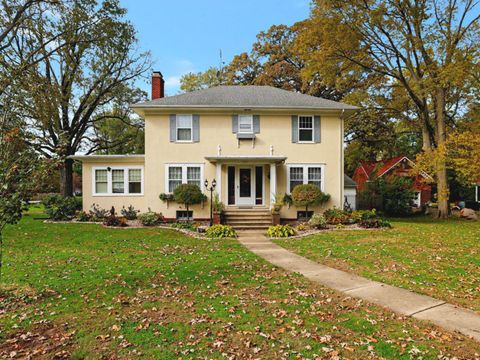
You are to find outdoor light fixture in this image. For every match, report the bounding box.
[205,179,217,226]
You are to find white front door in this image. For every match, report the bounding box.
[237,167,254,206]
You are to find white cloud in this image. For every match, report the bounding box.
[163,59,196,95]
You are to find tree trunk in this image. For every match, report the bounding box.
[60,158,74,197]
[434,87,449,219]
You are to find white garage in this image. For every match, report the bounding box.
[344,174,357,211]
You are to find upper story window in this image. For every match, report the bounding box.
[165,164,204,193]
[238,115,253,134]
[298,115,313,142]
[93,167,144,196]
[287,164,325,193]
[176,115,193,141]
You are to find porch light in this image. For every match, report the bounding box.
[205,179,217,226]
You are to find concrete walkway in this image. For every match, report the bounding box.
[237,230,480,341]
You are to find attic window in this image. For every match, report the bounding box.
[238,115,253,133]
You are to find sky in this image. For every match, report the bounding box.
[120,0,311,96]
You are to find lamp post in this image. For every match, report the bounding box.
[205,179,217,226]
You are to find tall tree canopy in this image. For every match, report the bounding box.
[12,0,151,196]
[183,0,479,217]
[301,0,479,217]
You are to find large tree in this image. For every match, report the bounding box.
[181,24,369,101]
[297,0,479,217]
[15,0,151,196]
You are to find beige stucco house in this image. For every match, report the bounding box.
[72,72,358,226]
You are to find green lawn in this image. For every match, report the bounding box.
[1,208,479,358]
[275,217,480,314]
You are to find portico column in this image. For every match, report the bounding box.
[216,163,222,200]
[270,163,277,209]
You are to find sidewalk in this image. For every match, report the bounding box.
[237,230,480,342]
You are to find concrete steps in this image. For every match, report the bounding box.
[224,208,272,230]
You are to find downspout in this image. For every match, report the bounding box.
[340,109,345,209]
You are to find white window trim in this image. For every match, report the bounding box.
[176,114,193,142]
[297,115,314,144]
[286,163,325,193]
[92,166,144,197]
[164,163,205,194]
[238,114,253,134]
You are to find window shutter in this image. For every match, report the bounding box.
[291,115,298,143]
[232,114,238,133]
[192,114,200,142]
[253,115,260,134]
[314,115,321,143]
[169,114,176,142]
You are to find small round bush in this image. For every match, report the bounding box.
[76,211,91,222]
[324,207,351,225]
[121,205,139,220]
[359,218,391,229]
[139,210,162,226]
[103,215,127,227]
[206,224,236,238]
[308,213,328,229]
[267,224,296,238]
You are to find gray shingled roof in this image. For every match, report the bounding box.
[344,174,357,188]
[132,85,358,110]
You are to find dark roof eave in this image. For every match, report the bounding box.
[131,104,359,111]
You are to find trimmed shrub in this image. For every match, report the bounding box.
[206,224,236,238]
[139,209,163,226]
[42,194,81,220]
[359,218,391,229]
[267,224,296,238]
[103,215,127,227]
[291,184,330,216]
[76,211,91,222]
[173,184,206,215]
[350,209,378,223]
[308,213,328,229]
[121,205,139,220]
[324,207,351,225]
[89,204,109,221]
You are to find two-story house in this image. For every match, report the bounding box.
[72,72,358,225]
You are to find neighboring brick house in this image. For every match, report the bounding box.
[353,156,433,207]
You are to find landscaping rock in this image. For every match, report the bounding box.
[460,208,478,220]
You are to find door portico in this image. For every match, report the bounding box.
[205,155,287,209]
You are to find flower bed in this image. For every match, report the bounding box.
[267,208,391,239]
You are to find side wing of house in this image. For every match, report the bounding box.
[72,155,147,213]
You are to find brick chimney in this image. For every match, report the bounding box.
[152,71,165,100]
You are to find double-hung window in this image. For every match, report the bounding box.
[128,169,142,193]
[166,164,204,193]
[112,169,125,193]
[298,116,313,142]
[176,115,193,141]
[93,167,143,196]
[287,164,325,193]
[95,169,108,194]
[238,115,253,134]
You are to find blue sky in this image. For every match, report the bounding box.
[121,0,311,96]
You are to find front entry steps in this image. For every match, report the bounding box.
[224,208,272,230]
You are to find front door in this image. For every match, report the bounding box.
[237,167,254,206]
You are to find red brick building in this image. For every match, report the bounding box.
[353,156,433,207]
